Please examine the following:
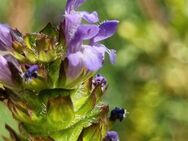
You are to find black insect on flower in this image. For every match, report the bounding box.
[110,107,126,122]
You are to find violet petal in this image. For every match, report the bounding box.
[68,29,83,53]
[78,24,99,40]
[68,24,99,53]
[93,20,119,43]
[68,52,83,66]
[109,49,116,64]
[82,45,103,71]
[94,44,116,64]
[64,13,82,43]
[68,45,103,71]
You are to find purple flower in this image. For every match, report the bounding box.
[23,65,39,80]
[92,74,107,91]
[62,0,119,77]
[104,131,119,141]
[0,24,12,51]
[91,20,119,43]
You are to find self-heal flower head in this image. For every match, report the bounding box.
[0,0,125,140]
[63,0,119,78]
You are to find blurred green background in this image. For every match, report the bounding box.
[1,0,188,141]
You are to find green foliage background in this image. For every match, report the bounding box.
[0,0,188,141]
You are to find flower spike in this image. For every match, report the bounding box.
[0,0,125,141]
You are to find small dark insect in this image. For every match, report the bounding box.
[110,107,126,122]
